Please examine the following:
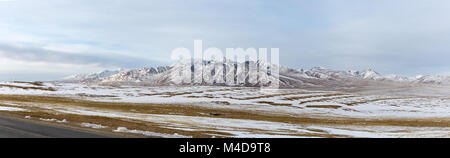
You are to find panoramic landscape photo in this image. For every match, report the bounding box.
[0,0,449,138]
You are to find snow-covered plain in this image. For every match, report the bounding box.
[0,81,449,138]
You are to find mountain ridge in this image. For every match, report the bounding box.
[59,60,450,87]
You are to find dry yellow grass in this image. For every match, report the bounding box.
[0,84,56,91]
[12,81,45,86]
[283,93,346,101]
[344,97,405,106]
[139,91,204,97]
[305,105,342,109]
[256,101,292,106]
[299,95,357,105]
[0,94,449,137]
[185,94,216,99]
[227,91,321,100]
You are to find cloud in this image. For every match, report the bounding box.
[277,0,450,76]
[0,42,168,81]
[0,43,166,68]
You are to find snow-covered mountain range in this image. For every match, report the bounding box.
[59,60,450,88]
[61,69,124,83]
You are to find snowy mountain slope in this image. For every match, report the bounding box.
[61,69,123,83]
[101,66,171,83]
[413,75,450,84]
[99,60,284,87]
[60,60,450,87]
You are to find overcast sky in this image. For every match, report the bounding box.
[1,0,450,81]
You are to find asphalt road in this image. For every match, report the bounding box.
[0,115,112,138]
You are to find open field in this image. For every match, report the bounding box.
[0,81,449,138]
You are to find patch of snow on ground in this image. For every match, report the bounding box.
[39,118,68,123]
[81,123,108,129]
[0,106,27,111]
[113,127,191,138]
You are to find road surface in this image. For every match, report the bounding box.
[0,115,112,138]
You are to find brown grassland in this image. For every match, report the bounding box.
[0,94,449,137]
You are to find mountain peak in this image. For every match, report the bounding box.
[361,69,381,79]
[61,68,123,83]
[59,61,450,86]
